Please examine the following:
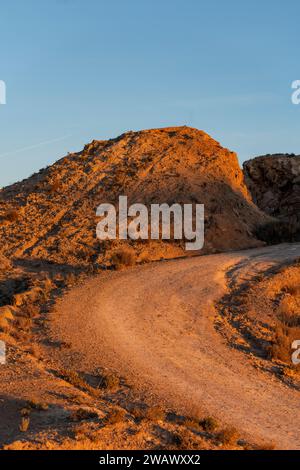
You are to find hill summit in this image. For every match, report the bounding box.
[0,126,267,269]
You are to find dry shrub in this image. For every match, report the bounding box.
[27,399,48,411]
[0,332,12,346]
[167,432,183,447]
[26,343,42,359]
[138,252,150,264]
[48,180,61,193]
[200,416,219,432]
[15,316,32,332]
[263,263,300,364]
[0,306,15,318]
[0,307,14,331]
[131,405,165,422]
[0,255,11,271]
[13,293,26,307]
[58,369,90,388]
[111,248,136,269]
[19,417,30,432]
[70,408,99,422]
[267,321,300,364]
[58,369,87,388]
[12,328,30,342]
[21,408,31,417]
[23,304,40,319]
[144,406,165,421]
[104,408,126,425]
[57,369,98,396]
[278,297,300,327]
[73,422,91,441]
[130,405,147,420]
[98,373,120,391]
[43,276,55,292]
[65,273,76,286]
[284,283,300,297]
[0,318,9,332]
[217,426,239,445]
[266,325,291,362]
[185,417,201,430]
[282,366,299,378]
[1,209,19,224]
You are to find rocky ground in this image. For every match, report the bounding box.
[244,154,300,242]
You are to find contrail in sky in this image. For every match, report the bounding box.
[0,133,73,158]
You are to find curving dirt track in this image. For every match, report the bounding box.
[52,243,300,449]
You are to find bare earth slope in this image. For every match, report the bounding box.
[0,126,267,269]
[52,243,300,450]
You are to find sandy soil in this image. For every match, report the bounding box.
[52,243,300,450]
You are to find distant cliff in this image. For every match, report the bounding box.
[243,154,300,242]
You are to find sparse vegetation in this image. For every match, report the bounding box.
[144,406,165,421]
[131,405,165,422]
[104,408,126,425]
[14,316,32,332]
[19,417,30,432]
[0,307,13,331]
[267,325,291,362]
[200,416,219,432]
[217,426,239,445]
[70,408,99,422]
[57,369,98,396]
[278,296,300,328]
[27,399,48,411]
[48,180,61,193]
[98,373,120,391]
[267,323,300,363]
[26,343,42,359]
[111,248,136,269]
[264,266,300,364]
[0,209,19,224]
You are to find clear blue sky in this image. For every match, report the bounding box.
[1,0,300,187]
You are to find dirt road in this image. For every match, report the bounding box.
[52,243,300,449]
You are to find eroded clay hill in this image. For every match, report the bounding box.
[0,126,268,269]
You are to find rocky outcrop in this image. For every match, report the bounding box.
[243,154,300,225]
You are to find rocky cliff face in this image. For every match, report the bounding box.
[243,154,300,225]
[0,126,267,270]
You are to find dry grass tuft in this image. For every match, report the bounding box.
[200,416,219,432]
[144,406,165,421]
[216,426,239,445]
[19,417,30,432]
[131,405,165,422]
[98,373,120,391]
[70,408,99,422]
[111,248,136,269]
[0,209,19,224]
[57,369,98,396]
[104,408,126,425]
[26,343,43,359]
[27,399,48,411]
